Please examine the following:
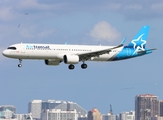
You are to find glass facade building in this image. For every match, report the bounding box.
[29,100,87,120]
[41,109,78,120]
[135,94,160,120]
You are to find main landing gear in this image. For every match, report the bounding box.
[18,59,22,68]
[81,61,87,69]
[81,63,87,69]
[68,64,75,70]
[68,63,87,70]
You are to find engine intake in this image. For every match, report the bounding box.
[63,55,79,64]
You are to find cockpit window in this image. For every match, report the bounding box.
[7,47,17,50]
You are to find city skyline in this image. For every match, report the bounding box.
[1,94,163,114]
[0,0,163,115]
[0,99,136,117]
[1,94,163,120]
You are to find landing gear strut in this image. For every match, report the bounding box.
[68,64,75,70]
[18,59,22,68]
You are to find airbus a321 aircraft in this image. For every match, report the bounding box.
[2,26,156,70]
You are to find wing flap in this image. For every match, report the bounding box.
[77,44,123,60]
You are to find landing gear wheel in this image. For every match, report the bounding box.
[18,64,22,67]
[81,63,87,69]
[68,64,75,70]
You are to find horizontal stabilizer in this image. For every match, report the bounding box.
[137,48,157,54]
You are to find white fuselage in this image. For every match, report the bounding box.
[3,43,122,61]
[2,26,153,69]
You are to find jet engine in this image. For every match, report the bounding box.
[44,59,61,66]
[63,55,79,64]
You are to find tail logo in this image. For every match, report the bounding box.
[131,34,146,55]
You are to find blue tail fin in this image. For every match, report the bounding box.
[128,26,150,50]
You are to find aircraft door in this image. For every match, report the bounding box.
[21,44,25,54]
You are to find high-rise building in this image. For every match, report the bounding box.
[160,100,163,116]
[41,109,78,120]
[127,111,135,120]
[78,116,88,120]
[0,109,15,119]
[119,111,135,120]
[28,100,87,120]
[88,108,102,120]
[28,100,42,120]
[116,114,120,120]
[16,114,33,120]
[151,116,163,120]
[0,105,16,113]
[135,94,160,120]
[102,113,116,120]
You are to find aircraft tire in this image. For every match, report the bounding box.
[18,64,22,67]
[68,64,75,70]
[81,64,87,69]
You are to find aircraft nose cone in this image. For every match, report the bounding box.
[2,50,8,56]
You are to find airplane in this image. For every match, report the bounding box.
[2,26,156,70]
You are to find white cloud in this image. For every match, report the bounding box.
[19,27,56,40]
[17,0,68,12]
[151,3,163,11]
[18,0,49,10]
[90,21,121,42]
[0,0,162,22]
[19,27,35,38]
[0,24,20,44]
[104,3,121,10]
[0,7,15,21]
[37,29,55,38]
[124,4,142,10]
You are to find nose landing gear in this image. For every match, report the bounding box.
[18,59,22,68]
[18,64,22,67]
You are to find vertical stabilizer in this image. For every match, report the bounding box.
[128,26,150,49]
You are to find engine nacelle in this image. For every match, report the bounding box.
[63,55,79,64]
[44,59,60,66]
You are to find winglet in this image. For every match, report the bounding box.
[121,37,127,45]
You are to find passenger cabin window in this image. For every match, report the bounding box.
[7,47,16,50]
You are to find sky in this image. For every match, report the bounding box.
[0,0,163,115]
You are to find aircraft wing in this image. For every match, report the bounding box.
[77,44,123,61]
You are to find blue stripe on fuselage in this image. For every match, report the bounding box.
[112,46,152,61]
